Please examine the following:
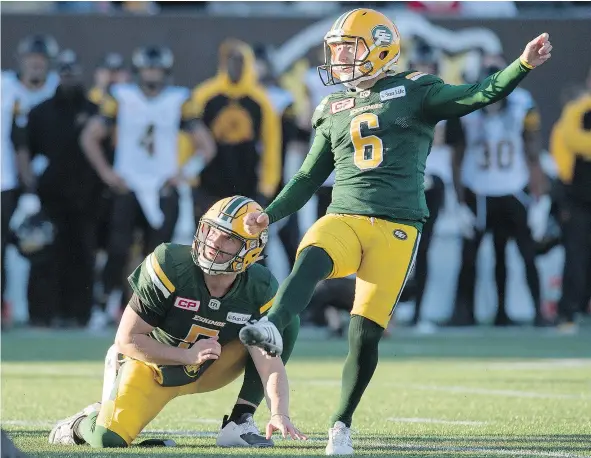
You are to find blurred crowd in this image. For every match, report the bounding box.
[3,1,591,17]
[1,29,590,336]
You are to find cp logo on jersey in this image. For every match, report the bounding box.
[174,297,200,311]
[208,299,221,310]
[372,25,393,47]
[331,98,355,114]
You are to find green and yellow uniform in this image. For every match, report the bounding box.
[266,59,533,327]
[81,243,297,447]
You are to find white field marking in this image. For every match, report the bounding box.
[373,442,590,458]
[482,359,591,370]
[293,379,590,400]
[1,420,55,427]
[401,384,591,400]
[2,367,102,377]
[387,417,488,426]
[4,424,589,457]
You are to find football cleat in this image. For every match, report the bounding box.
[326,421,354,455]
[48,402,101,445]
[239,317,283,357]
[216,413,273,447]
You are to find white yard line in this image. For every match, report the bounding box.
[4,422,588,457]
[402,384,591,400]
[294,379,589,400]
[482,359,591,370]
[378,442,590,458]
[388,417,488,425]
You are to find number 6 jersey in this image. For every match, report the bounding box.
[263,59,533,230]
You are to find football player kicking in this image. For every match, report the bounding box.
[49,196,306,448]
[238,8,552,456]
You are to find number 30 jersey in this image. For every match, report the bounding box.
[264,59,533,229]
[100,84,198,191]
[461,88,538,197]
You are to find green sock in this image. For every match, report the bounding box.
[267,246,333,331]
[237,316,300,405]
[77,411,128,448]
[330,315,384,428]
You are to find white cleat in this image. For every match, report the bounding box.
[326,421,354,455]
[216,413,273,447]
[239,317,283,357]
[48,402,101,445]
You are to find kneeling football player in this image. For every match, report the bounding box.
[49,196,306,448]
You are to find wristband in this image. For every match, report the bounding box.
[520,57,535,70]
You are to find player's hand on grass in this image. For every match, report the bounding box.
[183,337,221,365]
[521,33,552,68]
[266,414,307,441]
[243,211,269,236]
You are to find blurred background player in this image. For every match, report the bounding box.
[2,34,60,326]
[18,50,101,328]
[88,52,129,105]
[81,45,215,327]
[550,70,591,332]
[252,43,310,279]
[448,56,551,327]
[191,39,281,223]
[404,38,465,331]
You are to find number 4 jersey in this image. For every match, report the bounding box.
[264,59,533,230]
[128,243,277,386]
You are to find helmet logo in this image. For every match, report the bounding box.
[372,25,393,47]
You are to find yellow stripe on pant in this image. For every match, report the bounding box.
[296,214,420,328]
[97,340,248,445]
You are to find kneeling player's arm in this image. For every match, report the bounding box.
[264,131,334,224]
[115,296,190,366]
[247,346,291,417]
[423,58,532,120]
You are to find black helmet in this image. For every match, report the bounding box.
[99,52,125,71]
[408,39,441,74]
[14,212,56,263]
[17,34,59,59]
[132,46,174,71]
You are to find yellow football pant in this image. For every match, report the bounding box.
[97,339,248,445]
[297,214,420,328]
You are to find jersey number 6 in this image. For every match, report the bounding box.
[350,113,384,170]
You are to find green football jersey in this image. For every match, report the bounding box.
[128,243,277,386]
[265,59,532,230]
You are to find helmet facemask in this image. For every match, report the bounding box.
[319,36,376,88]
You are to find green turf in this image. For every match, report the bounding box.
[2,327,591,457]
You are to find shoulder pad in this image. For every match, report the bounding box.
[148,243,178,296]
[312,95,330,128]
[312,92,346,128]
[99,94,118,119]
[402,71,442,86]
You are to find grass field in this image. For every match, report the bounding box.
[2,326,591,457]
